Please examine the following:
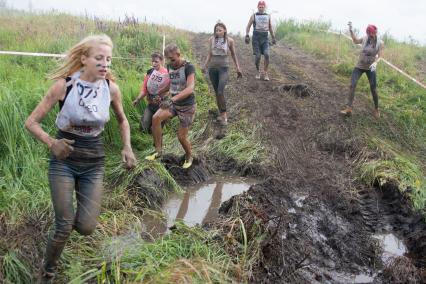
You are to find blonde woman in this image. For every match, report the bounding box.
[25,35,136,282]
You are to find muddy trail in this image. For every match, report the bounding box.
[190,33,425,283]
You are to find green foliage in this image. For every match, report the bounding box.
[71,223,235,283]
[0,251,32,284]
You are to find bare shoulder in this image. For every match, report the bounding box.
[49,78,67,100]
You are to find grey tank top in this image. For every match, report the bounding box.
[254,13,270,33]
[56,72,111,137]
[357,36,382,70]
[210,37,229,68]
[168,61,195,106]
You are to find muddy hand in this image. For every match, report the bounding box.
[132,97,140,106]
[122,146,137,169]
[237,70,243,79]
[50,138,74,160]
[245,35,250,44]
[153,96,162,104]
[160,98,172,109]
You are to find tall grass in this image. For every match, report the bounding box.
[275,19,426,213]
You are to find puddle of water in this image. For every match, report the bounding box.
[373,233,407,263]
[143,176,255,236]
[353,273,375,283]
[288,207,296,214]
[293,195,307,208]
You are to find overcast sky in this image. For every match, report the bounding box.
[9,0,426,44]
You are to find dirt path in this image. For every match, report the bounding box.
[191,34,425,283]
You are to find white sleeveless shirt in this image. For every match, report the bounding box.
[56,72,111,137]
[211,37,228,56]
[254,13,270,33]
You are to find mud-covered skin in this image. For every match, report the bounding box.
[191,34,424,283]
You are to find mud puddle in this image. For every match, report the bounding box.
[373,233,407,264]
[142,176,256,238]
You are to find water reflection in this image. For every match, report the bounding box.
[142,177,254,237]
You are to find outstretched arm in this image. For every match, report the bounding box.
[133,74,148,105]
[348,22,363,44]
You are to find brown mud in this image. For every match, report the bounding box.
[188,33,425,283]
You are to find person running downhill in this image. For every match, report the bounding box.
[133,52,170,133]
[145,44,196,169]
[341,22,384,118]
[25,35,136,283]
[203,21,242,126]
[245,0,276,81]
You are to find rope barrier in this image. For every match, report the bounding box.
[323,29,426,90]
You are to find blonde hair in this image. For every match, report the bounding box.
[164,43,180,56]
[49,34,115,81]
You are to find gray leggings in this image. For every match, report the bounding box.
[43,157,104,273]
[208,67,229,113]
[347,67,378,109]
[141,104,159,133]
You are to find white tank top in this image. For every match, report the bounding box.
[147,68,170,96]
[254,13,270,33]
[211,37,228,56]
[56,72,111,137]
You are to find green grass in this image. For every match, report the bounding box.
[275,19,426,214]
[71,223,238,283]
[0,8,265,283]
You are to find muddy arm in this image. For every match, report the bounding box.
[25,79,65,148]
[246,15,254,35]
[110,81,136,168]
[229,38,241,72]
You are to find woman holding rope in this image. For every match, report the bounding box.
[25,34,136,282]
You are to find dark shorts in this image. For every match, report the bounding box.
[169,103,196,128]
[252,31,269,56]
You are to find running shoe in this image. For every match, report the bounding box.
[339,106,352,116]
[145,151,161,161]
[182,157,193,169]
[373,109,380,119]
[264,73,270,81]
[255,72,261,79]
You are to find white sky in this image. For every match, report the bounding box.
[9,0,426,44]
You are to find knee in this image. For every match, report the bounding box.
[152,114,162,126]
[74,222,97,236]
[52,223,73,241]
[177,132,186,143]
[264,54,270,61]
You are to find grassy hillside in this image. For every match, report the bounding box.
[0,9,266,283]
[275,19,426,213]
